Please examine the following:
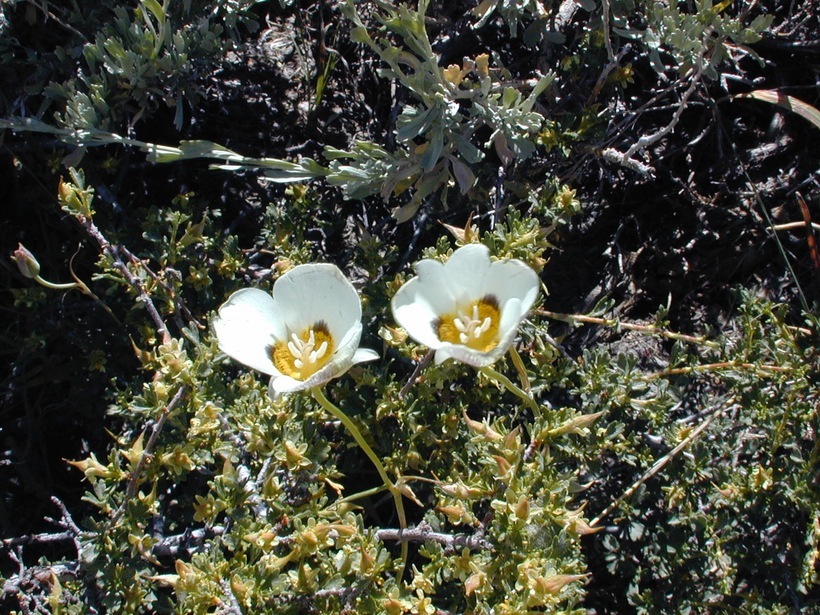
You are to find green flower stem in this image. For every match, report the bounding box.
[311,387,409,576]
[35,274,123,327]
[336,484,388,505]
[312,387,395,489]
[480,365,542,419]
[34,275,83,291]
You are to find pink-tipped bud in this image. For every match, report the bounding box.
[11,243,40,278]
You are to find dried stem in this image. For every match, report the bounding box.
[151,526,225,559]
[110,385,188,525]
[218,578,244,615]
[116,241,202,329]
[589,399,734,528]
[75,214,172,344]
[375,522,492,552]
[1,531,75,550]
[600,0,615,62]
[601,39,710,175]
[537,308,719,348]
[644,361,792,380]
[587,44,632,106]
[2,561,81,601]
[399,349,434,398]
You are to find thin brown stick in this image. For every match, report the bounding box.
[375,522,492,552]
[537,309,718,347]
[110,385,188,525]
[644,361,792,380]
[76,215,171,344]
[399,349,434,398]
[589,399,734,528]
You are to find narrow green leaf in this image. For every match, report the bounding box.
[734,90,820,132]
[142,0,165,23]
[419,130,443,172]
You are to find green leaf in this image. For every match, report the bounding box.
[448,156,476,194]
[142,0,165,23]
[734,90,820,132]
[397,107,434,142]
[420,130,444,172]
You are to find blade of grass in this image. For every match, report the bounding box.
[733,90,820,131]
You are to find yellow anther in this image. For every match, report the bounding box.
[273,322,334,380]
[436,295,500,352]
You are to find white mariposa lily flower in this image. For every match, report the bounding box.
[213,263,379,397]
[391,244,540,367]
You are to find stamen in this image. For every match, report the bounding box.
[436,295,501,352]
[272,322,335,380]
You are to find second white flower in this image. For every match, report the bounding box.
[391,244,540,367]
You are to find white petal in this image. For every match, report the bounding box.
[488,260,539,354]
[469,297,527,366]
[394,244,540,368]
[269,374,310,397]
[433,347,455,365]
[412,258,459,314]
[213,288,286,375]
[434,343,499,368]
[392,245,493,347]
[336,320,364,356]
[404,245,493,316]
[441,244,492,303]
[485,258,540,313]
[391,277,444,349]
[351,347,380,365]
[273,264,362,341]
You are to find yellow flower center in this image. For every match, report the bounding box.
[272,322,334,380]
[436,296,500,352]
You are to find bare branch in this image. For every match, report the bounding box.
[601,37,711,177]
[589,398,736,528]
[2,561,81,611]
[375,522,492,552]
[150,526,225,560]
[75,214,172,344]
[110,385,189,525]
[1,531,75,550]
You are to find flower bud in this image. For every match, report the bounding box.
[11,243,40,278]
[475,53,490,76]
[465,570,486,596]
[57,178,74,203]
[514,495,530,521]
[442,64,463,86]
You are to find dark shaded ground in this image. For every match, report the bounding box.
[1,0,818,610]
